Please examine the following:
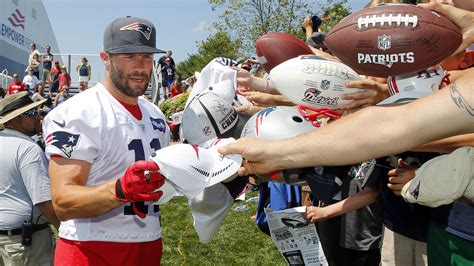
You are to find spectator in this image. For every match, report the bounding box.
[158,50,175,97]
[28,43,41,79]
[162,57,175,98]
[169,78,182,98]
[53,86,70,107]
[58,65,71,92]
[42,45,54,88]
[219,3,474,264]
[49,60,61,97]
[32,84,47,102]
[0,92,59,265]
[305,161,384,266]
[43,16,169,264]
[157,50,175,69]
[7,73,26,95]
[76,57,91,89]
[23,67,40,91]
[0,87,5,99]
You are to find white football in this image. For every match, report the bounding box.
[269,55,362,109]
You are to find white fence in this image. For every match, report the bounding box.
[0,69,12,90]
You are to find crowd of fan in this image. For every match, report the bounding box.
[0,43,93,111]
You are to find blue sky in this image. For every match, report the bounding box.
[42,0,366,81]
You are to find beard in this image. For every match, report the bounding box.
[109,59,151,97]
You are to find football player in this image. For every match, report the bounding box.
[43,17,169,264]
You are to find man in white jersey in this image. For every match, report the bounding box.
[43,16,169,265]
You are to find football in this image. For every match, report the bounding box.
[325,4,462,77]
[256,32,313,73]
[269,55,362,109]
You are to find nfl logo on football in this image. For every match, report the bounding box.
[377,35,391,51]
[320,80,330,90]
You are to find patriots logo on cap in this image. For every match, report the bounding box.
[46,131,80,158]
[120,22,152,40]
[411,180,421,200]
[150,117,166,133]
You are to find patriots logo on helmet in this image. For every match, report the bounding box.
[120,22,152,40]
[46,131,80,158]
[150,117,166,133]
[255,107,276,138]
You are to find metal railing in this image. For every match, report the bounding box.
[0,69,12,89]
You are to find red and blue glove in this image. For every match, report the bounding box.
[115,161,165,218]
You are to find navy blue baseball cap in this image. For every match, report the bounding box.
[104,16,165,54]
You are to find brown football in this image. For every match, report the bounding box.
[325,4,462,77]
[256,32,313,73]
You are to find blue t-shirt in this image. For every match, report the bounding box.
[432,201,474,241]
[79,64,89,76]
[43,53,53,70]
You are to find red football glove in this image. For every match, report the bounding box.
[115,160,165,204]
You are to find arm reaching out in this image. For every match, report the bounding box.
[219,68,474,175]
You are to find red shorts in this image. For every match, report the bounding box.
[55,238,162,266]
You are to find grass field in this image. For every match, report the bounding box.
[160,192,286,265]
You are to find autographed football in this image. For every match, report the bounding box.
[269,55,362,109]
[256,32,313,73]
[325,4,462,77]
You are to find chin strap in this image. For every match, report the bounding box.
[440,72,451,89]
[297,105,341,127]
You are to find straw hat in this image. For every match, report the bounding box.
[0,91,46,124]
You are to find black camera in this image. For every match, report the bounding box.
[21,221,34,246]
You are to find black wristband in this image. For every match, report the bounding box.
[115,179,127,201]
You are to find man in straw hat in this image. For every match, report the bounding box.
[43,16,169,265]
[0,92,59,265]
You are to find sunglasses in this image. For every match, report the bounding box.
[23,108,39,117]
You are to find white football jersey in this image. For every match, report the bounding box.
[43,83,170,242]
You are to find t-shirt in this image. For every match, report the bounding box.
[379,153,437,242]
[58,73,71,91]
[23,74,39,90]
[43,83,170,242]
[339,159,384,251]
[162,64,175,80]
[8,81,26,94]
[78,64,89,77]
[43,52,53,70]
[157,56,175,69]
[431,199,474,241]
[0,129,52,230]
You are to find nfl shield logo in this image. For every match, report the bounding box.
[320,80,330,90]
[377,35,391,51]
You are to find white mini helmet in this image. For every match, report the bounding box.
[379,66,450,105]
[241,106,320,184]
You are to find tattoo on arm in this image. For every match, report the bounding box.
[450,82,474,117]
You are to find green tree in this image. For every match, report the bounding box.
[317,0,351,32]
[176,31,241,78]
[209,0,316,55]
[209,0,352,56]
